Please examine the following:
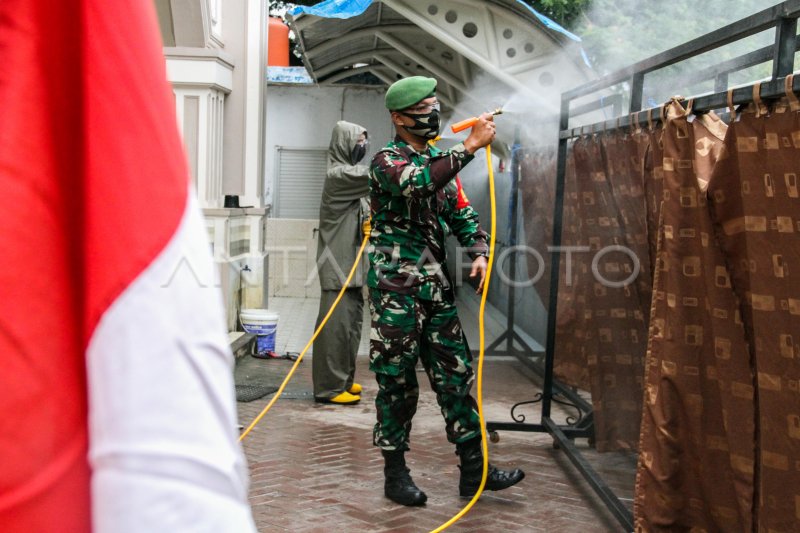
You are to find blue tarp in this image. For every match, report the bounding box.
[289,0,591,68]
[267,66,314,84]
[290,0,577,43]
[289,0,373,19]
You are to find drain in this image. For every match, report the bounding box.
[235,384,278,403]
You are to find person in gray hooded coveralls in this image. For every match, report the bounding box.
[313,121,370,405]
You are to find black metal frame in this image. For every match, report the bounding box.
[486,2,800,530]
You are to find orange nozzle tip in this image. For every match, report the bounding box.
[451,116,479,134]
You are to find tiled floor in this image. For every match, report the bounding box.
[264,293,370,358]
[237,293,634,532]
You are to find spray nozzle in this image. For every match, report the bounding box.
[450,108,503,134]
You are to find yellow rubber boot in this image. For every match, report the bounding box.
[347,383,363,395]
[316,391,361,405]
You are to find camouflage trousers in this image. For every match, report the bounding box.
[369,287,481,451]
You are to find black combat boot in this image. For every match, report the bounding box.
[456,437,525,497]
[382,449,428,506]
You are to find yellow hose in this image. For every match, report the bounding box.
[431,145,495,532]
[238,220,371,442]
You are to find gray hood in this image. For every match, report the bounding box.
[328,120,367,168]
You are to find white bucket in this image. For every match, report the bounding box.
[240,309,279,354]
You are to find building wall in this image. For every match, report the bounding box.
[262,85,390,300]
[159,0,270,331]
[264,85,392,208]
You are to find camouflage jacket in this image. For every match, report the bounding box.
[367,136,489,300]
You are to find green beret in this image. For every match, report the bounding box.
[385,76,437,110]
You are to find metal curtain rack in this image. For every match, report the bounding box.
[486,1,800,530]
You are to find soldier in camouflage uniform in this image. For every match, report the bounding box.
[369,76,524,507]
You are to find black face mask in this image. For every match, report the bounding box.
[351,143,367,164]
[399,109,440,139]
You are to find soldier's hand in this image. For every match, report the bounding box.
[470,256,488,294]
[463,113,496,154]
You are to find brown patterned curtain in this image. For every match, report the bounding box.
[704,93,800,531]
[541,81,800,530]
[634,100,754,531]
[603,125,654,322]
[566,131,649,452]
[638,117,665,280]
[518,145,593,391]
[550,123,657,438]
[520,148,556,306]
[636,92,800,531]
[551,146,592,391]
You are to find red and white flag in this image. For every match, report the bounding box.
[0,1,256,531]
